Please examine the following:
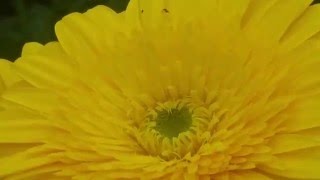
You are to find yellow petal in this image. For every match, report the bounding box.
[126,0,249,30]
[125,0,142,28]
[14,42,77,89]
[2,87,60,113]
[276,37,320,95]
[259,147,320,179]
[54,6,127,84]
[217,0,250,28]
[284,96,320,131]
[299,127,320,139]
[229,170,272,180]
[131,0,167,26]
[21,42,43,56]
[55,12,101,60]
[268,133,320,154]
[0,59,21,89]
[244,0,312,49]
[0,74,4,92]
[6,165,66,180]
[0,145,57,177]
[55,8,115,69]
[0,113,53,143]
[0,143,38,157]
[84,5,123,35]
[280,4,320,52]
[242,0,278,28]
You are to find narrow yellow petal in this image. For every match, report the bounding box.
[280,4,320,51]
[259,147,320,179]
[85,5,123,35]
[15,42,77,88]
[55,9,112,64]
[0,119,53,143]
[242,0,278,28]
[6,165,66,180]
[217,0,250,28]
[0,59,21,88]
[134,0,167,26]
[284,96,320,131]
[21,42,43,56]
[125,0,142,28]
[229,170,272,180]
[0,145,57,177]
[0,108,59,143]
[268,133,320,154]
[2,87,60,113]
[244,0,312,48]
[0,73,4,92]
[0,143,38,157]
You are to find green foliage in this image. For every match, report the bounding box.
[0,0,129,60]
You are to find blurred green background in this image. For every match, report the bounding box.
[0,0,129,60]
[0,0,319,60]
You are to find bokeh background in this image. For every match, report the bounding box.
[0,0,129,60]
[0,0,319,60]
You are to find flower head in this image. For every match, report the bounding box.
[1,0,320,179]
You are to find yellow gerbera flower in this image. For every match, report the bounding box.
[1,0,320,179]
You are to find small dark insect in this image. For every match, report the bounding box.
[141,9,144,13]
[162,8,169,13]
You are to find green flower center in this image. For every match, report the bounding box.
[155,107,192,138]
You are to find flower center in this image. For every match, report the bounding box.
[155,107,192,138]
